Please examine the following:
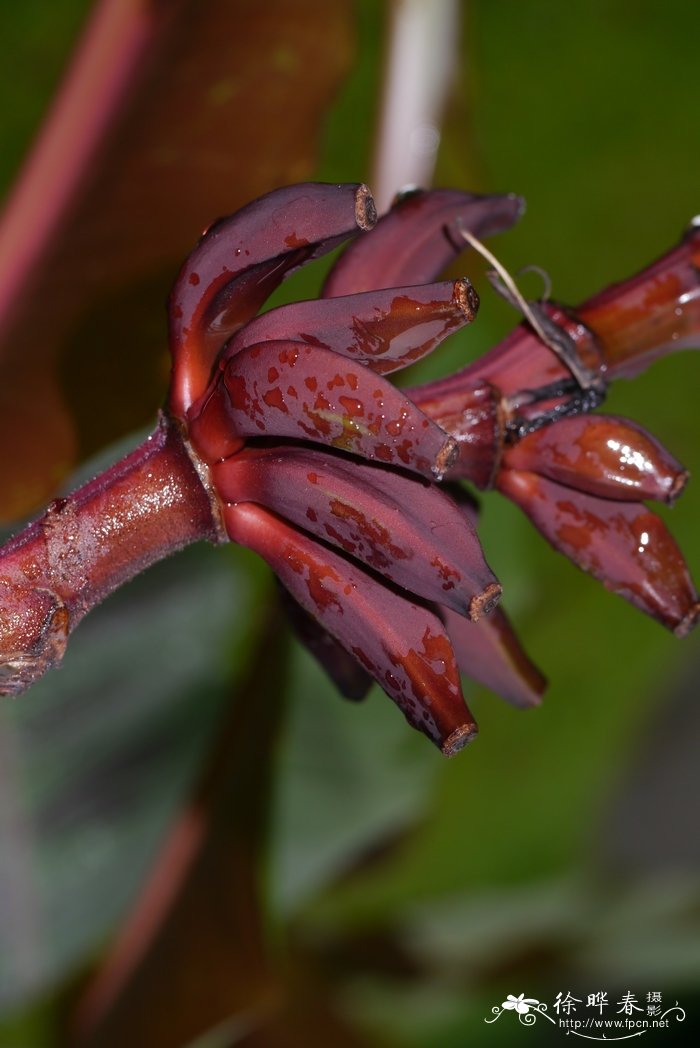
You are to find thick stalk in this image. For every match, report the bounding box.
[413,226,700,486]
[0,413,220,695]
[578,223,700,378]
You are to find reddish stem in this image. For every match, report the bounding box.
[578,224,700,378]
[0,414,220,695]
[0,0,171,341]
[412,226,700,486]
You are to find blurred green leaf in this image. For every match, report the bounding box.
[269,646,439,917]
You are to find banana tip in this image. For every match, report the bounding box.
[441,722,479,757]
[355,185,378,232]
[468,582,502,621]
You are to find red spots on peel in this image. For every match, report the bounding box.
[285,546,343,613]
[299,333,330,349]
[385,408,408,436]
[304,407,332,436]
[338,396,365,419]
[503,415,685,504]
[227,374,250,411]
[329,498,408,563]
[385,670,400,691]
[188,272,200,286]
[284,232,311,248]
[263,387,288,413]
[431,555,461,590]
[556,522,593,556]
[396,438,414,465]
[384,624,464,735]
[306,508,318,523]
[499,468,698,630]
[279,346,299,366]
[347,373,359,391]
[420,626,455,669]
[555,498,607,540]
[323,522,357,555]
[351,646,376,674]
[307,472,318,484]
[213,338,451,484]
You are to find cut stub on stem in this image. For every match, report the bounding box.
[578,221,700,379]
[497,468,700,635]
[225,501,480,755]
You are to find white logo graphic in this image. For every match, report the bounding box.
[485,992,686,1040]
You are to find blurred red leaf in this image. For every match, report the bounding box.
[0,0,354,520]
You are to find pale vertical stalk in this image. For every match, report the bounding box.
[372,0,460,213]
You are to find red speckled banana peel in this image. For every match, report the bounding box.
[213,445,501,620]
[503,415,688,504]
[189,339,459,480]
[279,587,374,702]
[169,182,377,418]
[497,469,700,636]
[225,501,479,755]
[226,278,479,375]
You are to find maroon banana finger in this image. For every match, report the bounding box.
[214,445,501,620]
[498,468,700,635]
[169,182,376,417]
[226,279,479,374]
[225,502,479,755]
[189,340,458,478]
[323,188,524,296]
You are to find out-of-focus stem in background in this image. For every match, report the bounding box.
[0,0,165,342]
[372,0,460,212]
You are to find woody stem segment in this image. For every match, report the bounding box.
[0,413,221,695]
